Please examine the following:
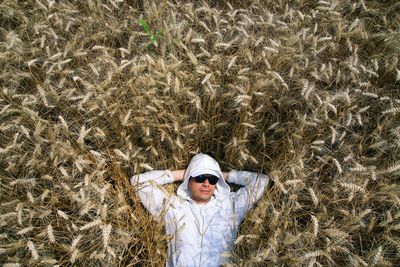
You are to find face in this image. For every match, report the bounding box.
[188,177,216,204]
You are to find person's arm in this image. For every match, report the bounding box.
[227,170,269,224]
[130,170,177,218]
[171,169,185,181]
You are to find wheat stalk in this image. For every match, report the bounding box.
[308,187,319,206]
[369,246,382,267]
[43,223,55,244]
[27,240,39,260]
[17,226,34,235]
[80,219,102,231]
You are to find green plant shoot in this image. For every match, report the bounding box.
[138,19,162,44]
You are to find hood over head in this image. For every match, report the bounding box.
[177,153,231,201]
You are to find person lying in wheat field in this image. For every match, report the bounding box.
[130,153,269,267]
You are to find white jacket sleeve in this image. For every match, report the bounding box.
[130,170,175,218]
[228,170,269,224]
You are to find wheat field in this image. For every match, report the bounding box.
[0,0,399,266]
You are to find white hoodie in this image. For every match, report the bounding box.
[130,153,268,267]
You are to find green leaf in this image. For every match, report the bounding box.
[138,19,149,33]
[155,30,162,38]
[150,35,157,44]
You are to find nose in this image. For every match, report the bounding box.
[202,179,210,186]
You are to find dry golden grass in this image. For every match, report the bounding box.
[1,0,399,266]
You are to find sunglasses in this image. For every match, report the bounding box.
[190,174,219,185]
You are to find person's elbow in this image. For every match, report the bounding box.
[130,174,140,186]
[259,173,273,190]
